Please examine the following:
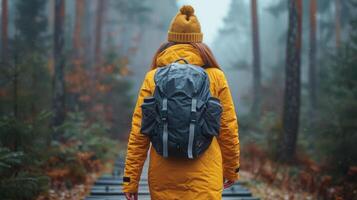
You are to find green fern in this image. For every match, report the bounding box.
[0,147,49,199]
[0,147,24,171]
[0,172,49,200]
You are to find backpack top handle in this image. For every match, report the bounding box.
[174,58,189,64]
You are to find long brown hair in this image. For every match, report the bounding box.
[150,42,221,70]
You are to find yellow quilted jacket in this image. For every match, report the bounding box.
[123,44,240,200]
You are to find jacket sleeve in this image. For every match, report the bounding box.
[216,71,240,181]
[122,72,153,193]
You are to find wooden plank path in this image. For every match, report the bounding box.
[85,157,259,200]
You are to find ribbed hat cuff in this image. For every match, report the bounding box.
[168,32,203,43]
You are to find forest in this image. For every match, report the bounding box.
[0,0,356,199]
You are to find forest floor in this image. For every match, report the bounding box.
[45,169,316,200]
[240,170,317,200]
[36,161,115,200]
[37,174,97,200]
[36,156,114,200]
[33,146,325,200]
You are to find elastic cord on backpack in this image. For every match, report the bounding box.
[174,58,189,64]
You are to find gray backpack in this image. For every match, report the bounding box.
[140,59,222,159]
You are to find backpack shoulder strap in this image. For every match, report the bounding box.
[161,97,169,158]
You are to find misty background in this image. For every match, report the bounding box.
[0,0,356,199]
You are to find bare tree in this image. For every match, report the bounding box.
[309,0,317,119]
[280,0,302,162]
[95,0,106,66]
[52,0,66,133]
[73,0,84,60]
[1,0,8,63]
[250,0,262,118]
[82,1,94,66]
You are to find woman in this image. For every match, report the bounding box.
[123,5,240,200]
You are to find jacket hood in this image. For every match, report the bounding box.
[156,44,204,67]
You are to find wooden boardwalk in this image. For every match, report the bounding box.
[86,157,259,200]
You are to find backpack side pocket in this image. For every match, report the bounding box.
[202,97,222,137]
[140,97,158,136]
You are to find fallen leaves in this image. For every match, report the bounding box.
[241,143,357,200]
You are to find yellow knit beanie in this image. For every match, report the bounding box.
[168,5,203,43]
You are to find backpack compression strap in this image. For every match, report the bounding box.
[188,98,197,159]
[161,97,196,159]
[162,98,169,158]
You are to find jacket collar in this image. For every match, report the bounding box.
[156,44,204,67]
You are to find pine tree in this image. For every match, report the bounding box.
[308,0,317,119]
[15,0,48,118]
[318,3,357,174]
[73,0,84,60]
[1,0,8,64]
[334,0,341,49]
[95,0,106,66]
[52,0,66,135]
[279,0,302,162]
[250,0,262,119]
[15,0,47,52]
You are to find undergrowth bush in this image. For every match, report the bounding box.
[0,111,119,199]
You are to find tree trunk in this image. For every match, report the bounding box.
[95,0,105,66]
[309,0,317,120]
[31,61,37,118]
[250,0,262,119]
[13,75,18,119]
[12,28,22,119]
[52,0,66,133]
[73,0,84,60]
[335,0,341,49]
[83,1,94,66]
[280,0,302,163]
[1,0,8,63]
[13,60,18,119]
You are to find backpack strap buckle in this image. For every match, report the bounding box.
[190,98,197,122]
[161,111,168,122]
[190,113,196,122]
[161,98,168,121]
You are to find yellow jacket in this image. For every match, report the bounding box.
[123,44,240,200]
